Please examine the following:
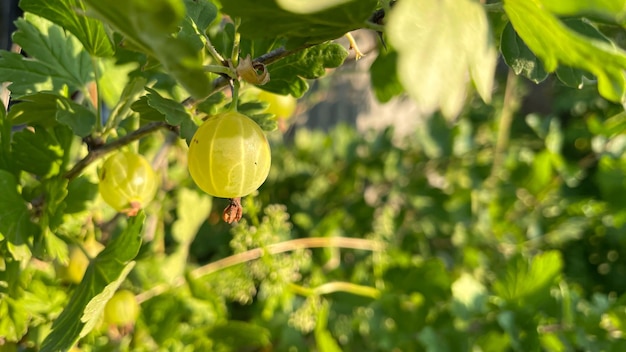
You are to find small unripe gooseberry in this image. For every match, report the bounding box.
[256,89,297,120]
[104,290,140,326]
[187,111,271,198]
[57,240,104,284]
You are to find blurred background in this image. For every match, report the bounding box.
[4,1,626,350]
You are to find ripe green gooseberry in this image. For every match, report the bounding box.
[187,111,271,198]
[98,151,157,215]
[255,89,297,120]
[104,290,140,326]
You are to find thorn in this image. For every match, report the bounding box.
[345,32,365,60]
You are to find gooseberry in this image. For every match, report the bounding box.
[104,290,140,326]
[256,89,297,120]
[57,240,104,284]
[187,111,271,198]
[98,151,157,215]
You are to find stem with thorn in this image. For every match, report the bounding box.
[64,122,177,181]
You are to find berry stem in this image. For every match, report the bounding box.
[201,31,227,65]
[203,64,236,78]
[228,79,241,112]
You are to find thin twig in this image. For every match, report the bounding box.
[487,69,520,185]
[135,237,384,303]
[64,122,176,180]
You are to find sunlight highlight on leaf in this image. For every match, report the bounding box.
[387,0,496,120]
[505,0,626,104]
[80,262,136,337]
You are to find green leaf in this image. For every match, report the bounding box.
[184,0,217,31]
[417,326,451,352]
[19,0,115,57]
[221,0,378,46]
[451,273,487,317]
[11,125,69,178]
[207,321,271,350]
[384,259,451,302]
[160,188,211,283]
[493,251,563,308]
[43,177,69,232]
[64,176,98,213]
[144,87,192,125]
[172,188,211,244]
[108,76,149,124]
[9,92,97,137]
[387,0,497,119]
[501,22,548,83]
[40,213,145,352]
[555,66,588,88]
[55,98,97,138]
[539,0,626,24]
[238,101,277,131]
[504,0,626,103]
[315,301,342,352]
[11,15,93,94]
[0,108,14,173]
[370,49,404,103]
[180,118,198,146]
[0,296,29,342]
[552,19,612,88]
[0,170,35,262]
[79,263,135,337]
[261,42,348,97]
[98,59,139,108]
[195,92,226,115]
[83,0,213,99]
[178,0,218,52]
[131,96,164,121]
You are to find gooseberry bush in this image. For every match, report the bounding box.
[1,0,626,351]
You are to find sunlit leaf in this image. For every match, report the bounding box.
[493,251,563,308]
[0,296,29,342]
[539,0,626,24]
[0,15,93,97]
[40,213,145,352]
[20,0,115,57]
[221,0,377,46]
[387,0,496,119]
[504,0,626,103]
[11,126,66,177]
[83,0,213,99]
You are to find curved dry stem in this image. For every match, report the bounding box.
[135,237,384,303]
[289,282,381,299]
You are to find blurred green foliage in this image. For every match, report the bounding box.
[2,0,626,351]
[169,79,626,351]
